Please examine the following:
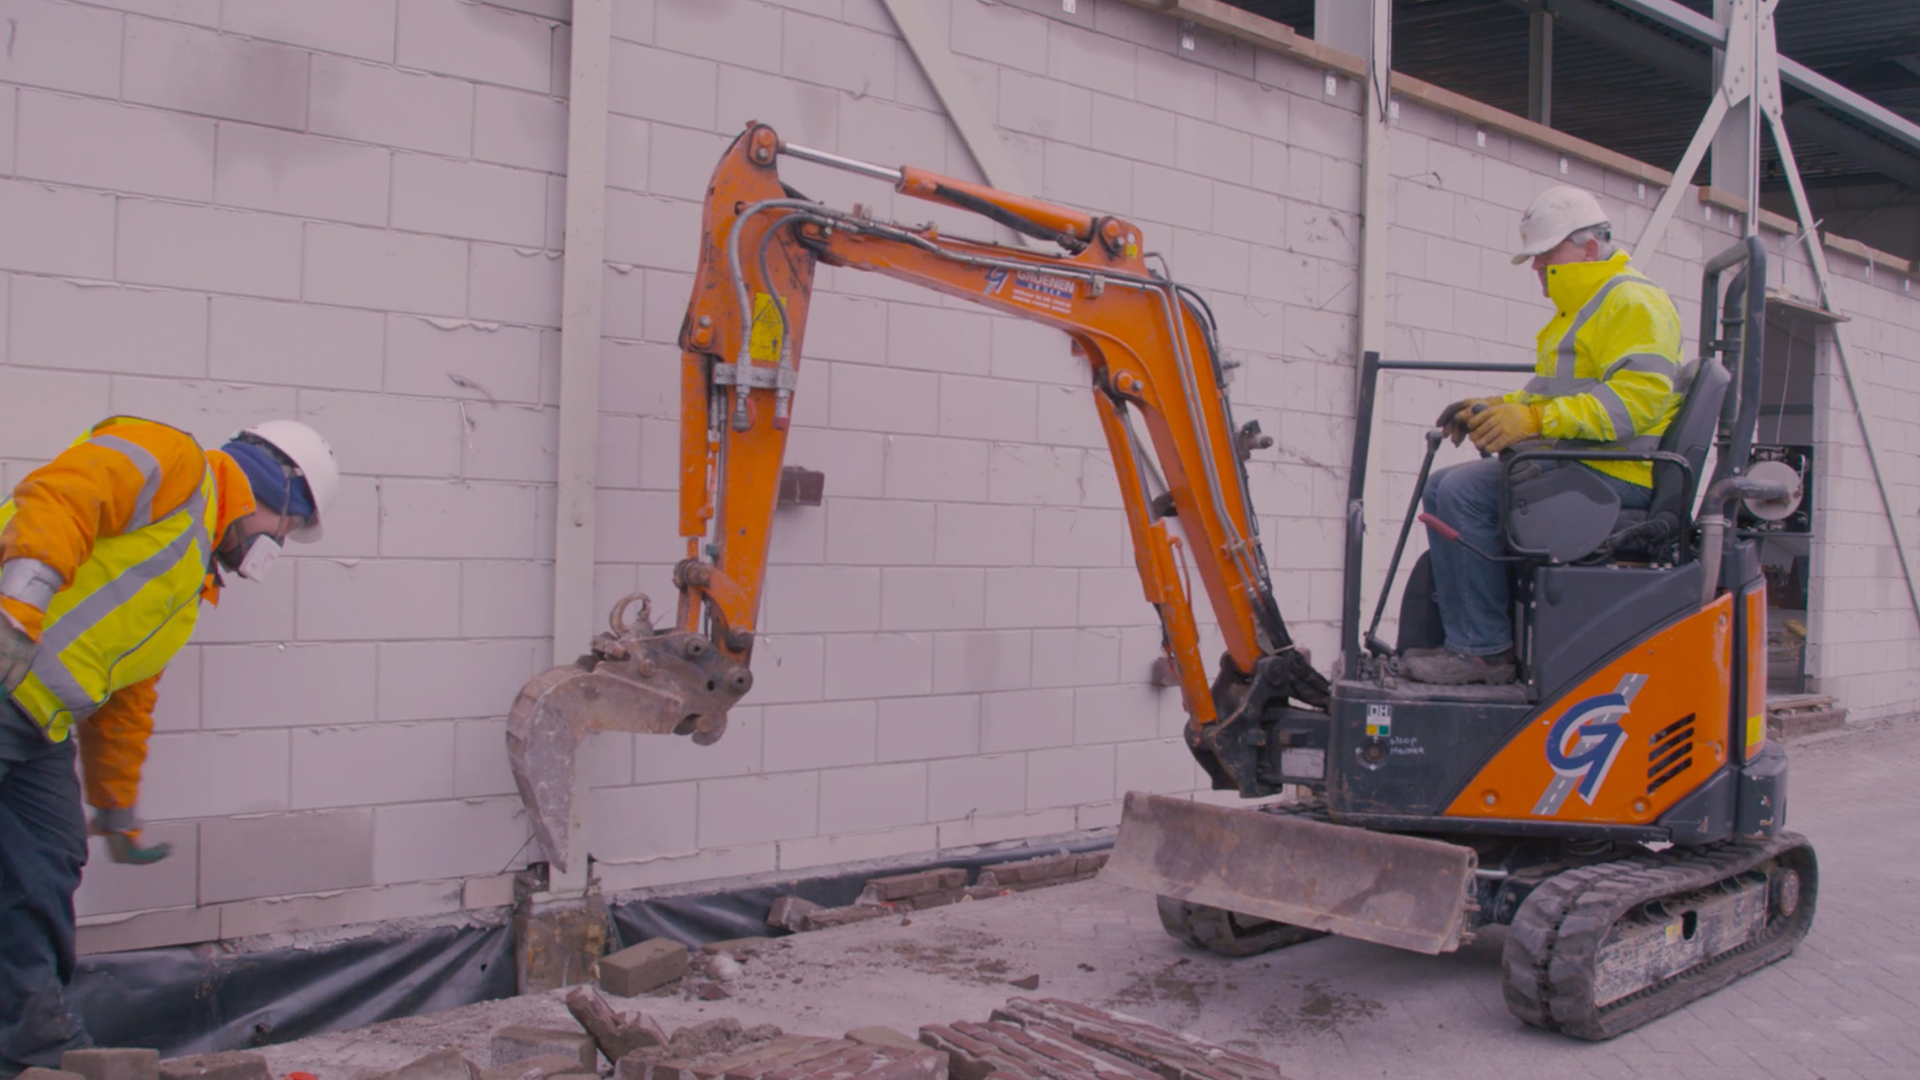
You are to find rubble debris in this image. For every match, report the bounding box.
[988,999,1282,1080]
[696,984,732,1001]
[1008,976,1041,991]
[490,1027,597,1071]
[707,953,743,982]
[974,854,1107,893]
[157,1052,270,1080]
[18,1069,86,1080]
[766,896,823,931]
[843,1029,931,1055]
[385,1049,482,1080]
[612,1026,943,1080]
[919,1021,1159,1080]
[601,938,692,997]
[565,986,669,1063]
[858,869,967,910]
[62,1049,160,1080]
[700,937,774,958]
[477,1055,589,1080]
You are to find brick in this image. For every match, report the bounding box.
[123,18,308,130]
[0,178,116,278]
[398,0,553,92]
[859,867,965,904]
[304,222,470,316]
[117,199,302,300]
[566,986,667,1063]
[222,0,398,62]
[819,762,927,832]
[977,853,1087,890]
[697,773,819,847]
[470,245,564,327]
[928,754,1027,820]
[156,1052,268,1080]
[61,1050,159,1080]
[393,153,549,246]
[10,277,206,379]
[767,894,822,931]
[207,297,382,390]
[371,796,531,884]
[599,938,690,997]
[17,92,214,201]
[197,809,375,903]
[490,1028,596,1072]
[823,633,934,700]
[309,55,475,156]
[213,123,391,226]
[375,638,543,721]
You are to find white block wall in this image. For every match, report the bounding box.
[0,0,1910,951]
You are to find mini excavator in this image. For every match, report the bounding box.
[507,123,1816,1040]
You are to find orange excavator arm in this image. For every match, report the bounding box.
[508,123,1326,871]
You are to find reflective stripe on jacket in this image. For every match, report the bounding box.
[0,418,225,744]
[1506,251,1684,488]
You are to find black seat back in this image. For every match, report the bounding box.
[1645,358,1730,538]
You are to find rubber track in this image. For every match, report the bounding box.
[1500,831,1818,1040]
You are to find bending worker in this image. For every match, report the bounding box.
[0,417,336,1073]
[1404,186,1684,685]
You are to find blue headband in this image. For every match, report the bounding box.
[222,439,315,521]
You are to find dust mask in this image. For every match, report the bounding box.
[236,534,283,582]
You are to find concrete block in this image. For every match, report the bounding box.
[0,368,98,457]
[934,504,1034,566]
[474,86,568,173]
[17,91,213,200]
[656,0,781,71]
[375,638,542,722]
[932,630,1032,694]
[599,938,690,997]
[940,375,1037,442]
[124,18,308,129]
[609,40,716,128]
[459,560,555,640]
[880,568,985,633]
[156,1052,268,1080]
[398,0,553,93]
[209,297,383,390]
[309,54,475,156]
[0,0,122,95]
[132,729,291,820]
[10,277,206,380]
[822,632,934,700]
[304,222,469,317]
[1089,95,1176,169]
[696,772,819,848]
[218,0,395,59]
[61,1050,159,1080]
[825,499,937,566]
[72,822,197,916]
[1216,72,1290,143]
[819,762,927,833]
[875,693,979,763]
[1134,48,1216,122]
[999,71,1091,146]
[886,305,993,377]
[0,177,115,278]
[197,809,376,903]
[784,12,894,98]
[1131,162,1214,232]
[829,365,939,435]
[1031,508,1126,569]
[379,479,540,559]
[393,153,549,247]
[490,1028,596,1071]
[301,387,469,475]
[784,427,885,501]
[1030,629,1122,689]
[470,245,564,327]
[928,753,1027,821]
[588,782,697,862]
[1116,738,1200,795]
[951,0,1047,73]
[763,700,878,771]
[1026,745,1116,809]
[989,445,1083,508]
[213,123,391,226]
[983,568,1079,629]
[371,795,531,884]
[290,722,457,809]
[605,191,703,271]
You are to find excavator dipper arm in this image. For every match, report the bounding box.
[508,123,1324,869]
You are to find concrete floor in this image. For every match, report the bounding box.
[265,718,1919,1080]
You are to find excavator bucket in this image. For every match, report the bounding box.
[1103,791,1479,954]
[507,598,752,874]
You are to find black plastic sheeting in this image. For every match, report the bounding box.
[64,835,1116,1057]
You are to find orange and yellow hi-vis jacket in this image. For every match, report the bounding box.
[0,417,255,814]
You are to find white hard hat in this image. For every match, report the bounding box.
[237,420,338,542]
[1512,186,1611,264]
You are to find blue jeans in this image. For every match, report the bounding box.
[1421,457,1652,656]
[0,700,91,1077]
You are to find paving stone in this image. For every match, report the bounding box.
[616,1035,849,1080]
[989,999,1279,1080]
[62,1049,160,1080]
[859,868,967,904]
[157,1053,269,1080]
[600,938,690,997]
[490,1027,597,1071]
[385,1049,480,1080]
[19,1070,87,1080]
[920,1021,1160,1080]
[477,1054,585,1080]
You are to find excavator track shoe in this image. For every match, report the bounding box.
[1501,831,1817,1040]
[1155,897,1328,957]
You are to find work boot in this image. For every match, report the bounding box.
[1403,648,1516,685]
[1399,645,1448,661]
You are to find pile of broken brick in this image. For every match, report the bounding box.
[767,853,1110,934]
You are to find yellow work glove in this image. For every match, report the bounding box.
[1434,397,1501,446]
[1468,401,1544,454]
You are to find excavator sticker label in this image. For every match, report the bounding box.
[749,292,783,363]
[1534,673,1647,815]
[1365,704,1392,737]
[1009,270,1076,315]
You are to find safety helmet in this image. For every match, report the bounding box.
[1512,186,1611,264]
[234,420,338,543]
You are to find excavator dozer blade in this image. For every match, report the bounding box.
[1103,791,1478,955]
[507,626,750,875]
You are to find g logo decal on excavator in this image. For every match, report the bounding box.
[1534,673,1648,816]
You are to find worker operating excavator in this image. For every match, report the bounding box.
[1405,186,1686,685]
[0,417,338,1075]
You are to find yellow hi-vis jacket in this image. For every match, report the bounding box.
[1504,251,1685,488]
[0,417,254,812]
